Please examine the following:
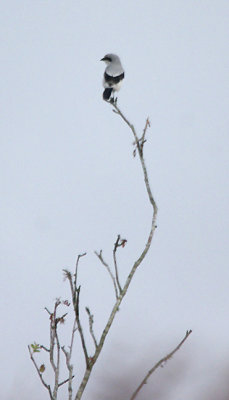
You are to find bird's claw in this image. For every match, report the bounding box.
[110,96,117,105]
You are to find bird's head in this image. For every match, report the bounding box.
[100,54,120,65]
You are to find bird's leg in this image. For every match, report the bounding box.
[109,95,117,105]
[109,88,117,104]
[111,93,117,104]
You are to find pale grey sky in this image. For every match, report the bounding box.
[1,1,229,399]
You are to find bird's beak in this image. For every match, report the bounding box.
[100,57,105,61]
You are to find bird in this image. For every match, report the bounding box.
[100,53,125,101]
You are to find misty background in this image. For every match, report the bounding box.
[1,1,229,399]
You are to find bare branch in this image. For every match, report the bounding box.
[58,375,75,388]
[113,235,122,293]
[59,346,74,400]
[64,255,90,367]
[86,307,98,349]
[74,253,87,291]
[29,300,68,399]
[142,117,150,141]
[95,250,119,299]
[130,330,193,400]
[61,346,74,400]
[40,345,50,352]
[53,320,61,399]
[28,345,53,400]
[75,369,91,400]
[75,286,89,366]
[139,117,150,155]
[111,102,158,214]
[44,307,52,315]
[74,211,156,400]
[74,102,158,400]
[30,102,159,400]
[70,319,77,358]
[61,319,77,400]
[49,319,56,372]
[49,301,60,373]
[45,300,62,398]
[63,270,75,303]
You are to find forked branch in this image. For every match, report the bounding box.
[95,250,119,299]
[28,344,53,399]
[29,100,192,400]
[28,299,73,400]
[73,101,158,400]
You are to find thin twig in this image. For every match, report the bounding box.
[75,287,89,366]
[113,235,122,293]
[61,345,74,399]
[46,300,61,399]
[139,117,150,155]
[95,250,119,299]
[29,300,68,399]
[111,102,157,213]
[130,330,192,400]
[40,345,50,352]
[67,255,90,368]
[28,345,53,400]
[63,270,75,304]
[61,318,77,399]
[74,253,87,291]
[53,321,61,398]
[86,307,98,349]
[70,318,77,358]
[64,256,90,368]
[58,375,75,388]
[29,295,76,399]
[142,117,150,142]
[49,311,57,373]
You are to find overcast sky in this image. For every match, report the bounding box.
[1,1,229,399]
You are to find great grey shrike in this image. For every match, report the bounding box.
[100,53,125,101]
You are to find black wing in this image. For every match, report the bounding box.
[103,88,113,100]
[104,72,125,85]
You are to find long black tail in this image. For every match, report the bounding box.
[103,88,113,101]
